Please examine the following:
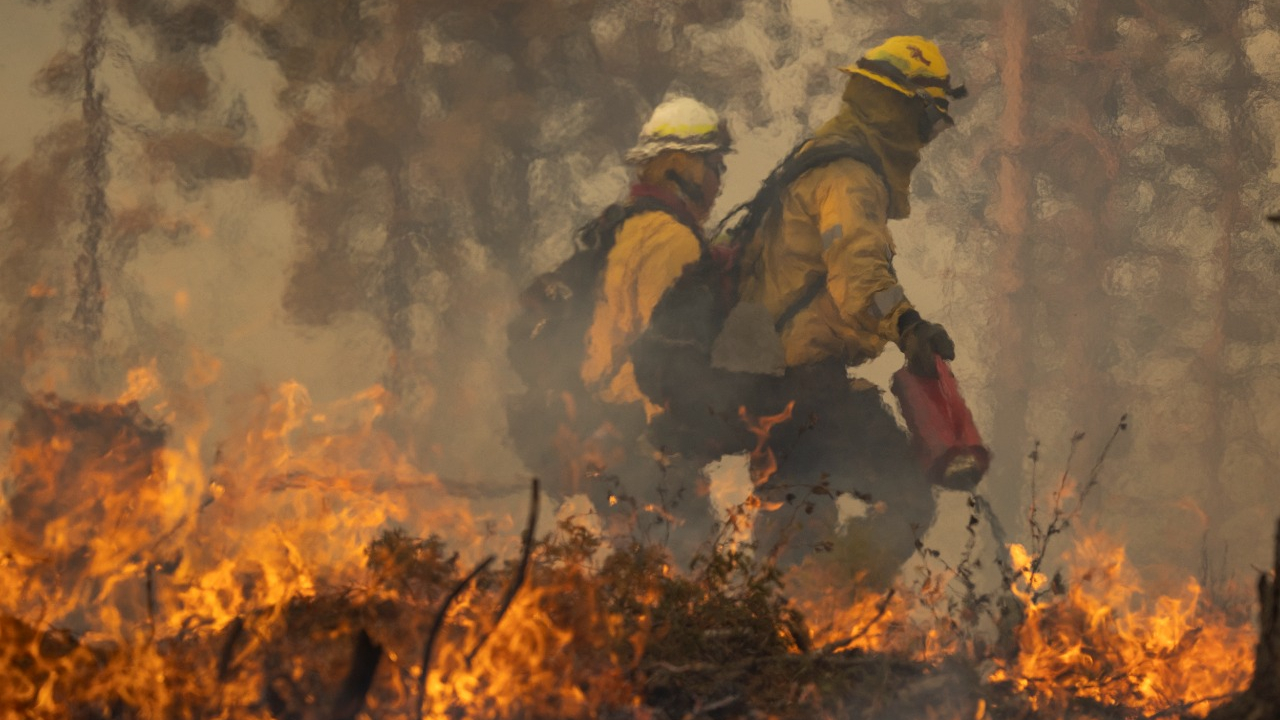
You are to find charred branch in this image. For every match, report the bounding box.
[1027,415,1129,600]
[330,629,382,720]
[1259,519,1280,695]
[216,616,246,683]
[1204,518,1280,720]
[465,477,539,666]
[415,554,494,720]
[821,589,897,655]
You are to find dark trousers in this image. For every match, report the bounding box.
[642,357,935,587]
[744,361,936,588]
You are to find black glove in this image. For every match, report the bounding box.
[897,310,955,378]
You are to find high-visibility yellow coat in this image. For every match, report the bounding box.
[581,207,702,413]
[738,78,927,368]
[737,150,912,366]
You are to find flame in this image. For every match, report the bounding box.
[0,364,545,717]
[990,533,1253,716]
[790,568,963,662]
[26,282,58,299]
[419,576,638,717]
[176,380,495,627]
[0,362,1260,719]
[739,401,794,488]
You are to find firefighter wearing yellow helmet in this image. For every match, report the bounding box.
[729,36,968,582]
[575,96,731,562]
[842,36,967,141]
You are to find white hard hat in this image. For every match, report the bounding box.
[625,96,733,164]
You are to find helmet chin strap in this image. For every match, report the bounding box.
[918,98,953,143]
[853,56,965,143]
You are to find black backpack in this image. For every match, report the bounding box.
[506,196,698,394]
[505,197,696,494]
[631,139,889,458]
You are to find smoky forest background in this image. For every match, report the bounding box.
[2,0,1280,598]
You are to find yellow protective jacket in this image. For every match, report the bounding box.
[581,189,703,412]
[737,78,928,367]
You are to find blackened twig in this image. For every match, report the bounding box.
[972,494,1012,573]
[822,588,897,654]
[1145,692,1237,719]
[415,555,495,720]
[465,478,540,666]
[1029,415,1128,595]
[145,563,156,641]
[1080,414,1129,496]
[331,629,383,720]
[148,516,191,558]
[1030,431,1085,578]
[1027,439,1042,548]
[1258,518,1280,681]
[216,616,246,682]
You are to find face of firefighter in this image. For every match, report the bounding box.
[642,150,725,220]
[699,152,726,213]
[918,97,955,144]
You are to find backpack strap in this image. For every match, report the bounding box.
[714,139,888,247]
[580,195,706,393]
[773,271,827,333]
[715,139,889,333]
[579,195,703,257]
[625,194,703,240]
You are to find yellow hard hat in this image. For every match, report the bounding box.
[625,96,733,164]
[840,36,967,107]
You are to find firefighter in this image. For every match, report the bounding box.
[732,36,969,585]
[576,96,733,562]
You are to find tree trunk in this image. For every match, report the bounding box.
[73,0,109,347]
[1197,0,1252,562]
[986,0,1034,539]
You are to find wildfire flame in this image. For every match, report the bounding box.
[739,400,795,494]
[990,533,1253,716]
[0,364,1259,719]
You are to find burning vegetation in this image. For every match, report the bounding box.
[0,384,1264,720]
[4,2,1280,719]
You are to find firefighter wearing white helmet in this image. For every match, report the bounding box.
[583,96,732,409]
[728,36,969,582]
[575,96,731,563]
[624,96,734,163]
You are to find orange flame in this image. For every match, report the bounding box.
[0,363,1260,719]
[739,401,794,489]
[991,533,1253,716]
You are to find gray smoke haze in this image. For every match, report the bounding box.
[1,0,1279,599]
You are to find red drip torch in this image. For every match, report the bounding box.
[890,355,991,491]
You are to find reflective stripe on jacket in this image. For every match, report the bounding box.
[738,154,914,367]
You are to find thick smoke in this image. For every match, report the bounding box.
[1,0,1279,590]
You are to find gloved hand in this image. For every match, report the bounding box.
[898,312,955,378]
